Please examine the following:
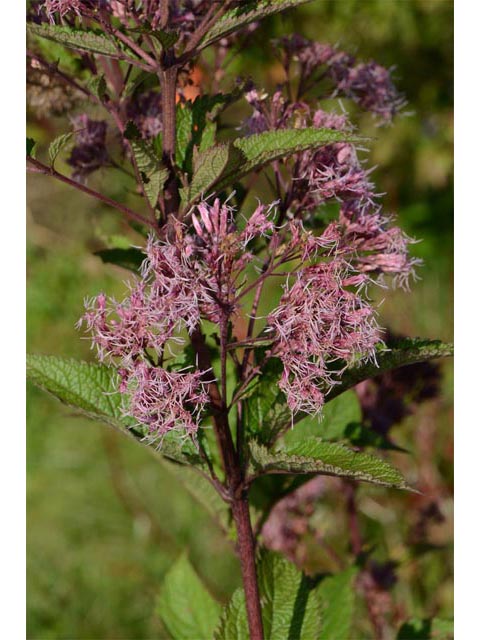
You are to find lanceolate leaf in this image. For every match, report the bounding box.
[317,568,357,640]
[248,439,411,489]
[48,132,74,166]
[243,357,291,446]
[26,137,37,158]
[180,144,231,207]
[180,127,361,209]
[326,338,453,403]
[214,552,323,640]
[200,0,312,50]
[27,353,126,428]
[128,135,168,207]
[157,554,222,640]
[27,23,127,58]
[27,354,228,526]
[176,93,238,172]
[26,354,202,467]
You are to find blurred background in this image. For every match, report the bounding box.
[27,1,453,638]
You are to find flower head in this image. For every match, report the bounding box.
[68,114,108,181]
[268,259,380,415]
[126,363,209,441]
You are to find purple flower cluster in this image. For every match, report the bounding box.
[68,114,108,181]
[244,88,419,280]
[268,259,379,415]
[242,51,418,416]
[40,0,231,41]
[126,364,209,438]
[277,35,405,123]
[79,199,276,437]
[126,91,162,140]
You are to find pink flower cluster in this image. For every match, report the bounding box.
[125,364,209,439]
[244,95,419,290]
[277,35,405,123]
[243,50,418,417]
[268,260,380,415]
[68,114,108,181]
[79,199,275,437]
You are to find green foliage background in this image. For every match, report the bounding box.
[27,1,453,638]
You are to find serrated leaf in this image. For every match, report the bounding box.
[26,354,228,528]
[26,137,36,157]
[94,247,145,273]
[214,552,323,640]
[26,354,201,466]
[176,103,195,169]
[176,94,234,173]
[27,23,126,58]
[87,74,107,101]
[248,438,410,489]
[26,353,125,427]
[48,132,74,166]
[181,128,361,209]
[180,144,231,206]
[317,567,357,640]
[200,0,312,50]
[214,588,250,640]
[327,338,454,403]
[127,132,168,207]
[157,553,222,640]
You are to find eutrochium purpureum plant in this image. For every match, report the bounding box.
[26,2,453,639]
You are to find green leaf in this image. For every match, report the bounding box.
[176,94,235,172]
[284,390,362,447]
[181,127,361,209]
[200,1,312,50]
[94,247,145,273]
[26,354,126,428]
[317,568,357,640]
[87,74,107,101]
[327,338,454,403]
[26,137,36,157]
[126,127,168,207]
[243,357,291,446]
[214,552,323,640]
[157,553,222,640]
[176,103,195,170]
[248,438,411,489]
[151,29,180,50]
[26,354,228,528]
[180,143,232,206]
[27,23,127,58]
[48,132,74,166]
[214,588,250,640]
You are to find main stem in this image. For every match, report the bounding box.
[231,494,265,640]
[161,43,264,636]
[190,329,264,639]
